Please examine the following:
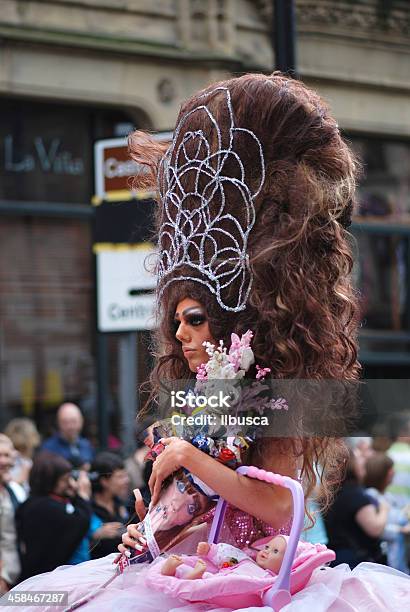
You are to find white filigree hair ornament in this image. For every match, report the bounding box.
[156,87,266,312]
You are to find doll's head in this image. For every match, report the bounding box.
[255,535,287,574]
[150,474,209,530]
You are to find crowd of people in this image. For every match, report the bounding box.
[0,403,147,595]
[0,402,409,594]
[308,413,410,573]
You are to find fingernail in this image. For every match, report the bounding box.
[124,550,131,558]
[135,543,143,551]
[139,536,147,545]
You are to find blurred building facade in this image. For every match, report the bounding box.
[0,0,409,436]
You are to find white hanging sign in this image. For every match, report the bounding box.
[96,246,157,332]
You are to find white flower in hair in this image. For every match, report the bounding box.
[240,347,254,371]
[196,330,257,381]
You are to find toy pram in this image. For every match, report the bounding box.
[146,466,335,611]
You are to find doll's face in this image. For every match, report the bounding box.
[256,536,287,573]
[150,476,208,530]
[173,298,216,372]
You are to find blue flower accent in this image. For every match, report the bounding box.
[176,480,186,493]
[192,434,210,452]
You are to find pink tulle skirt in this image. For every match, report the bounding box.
[2,552,409,612]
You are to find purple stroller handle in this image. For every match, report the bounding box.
[208,465,305,611]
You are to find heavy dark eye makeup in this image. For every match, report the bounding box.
[185,312,206,326]
[172,307,207,335]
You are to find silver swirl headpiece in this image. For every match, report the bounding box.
[157,87,266,312]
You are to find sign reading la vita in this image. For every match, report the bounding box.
[3,135,84,176]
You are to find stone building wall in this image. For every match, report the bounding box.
[0,1,408,132]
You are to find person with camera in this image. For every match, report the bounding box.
[89,452,130,559]
[16,451,91,580]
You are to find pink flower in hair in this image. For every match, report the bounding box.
[227,351,241,371]
[227,333,241,369]
[241,330,253,348]
[228,331,255,371]
[196,330,257,382]
[256,365,271,380]
[269,397,289,411]
[230,333,242,350]
[196,363,208,381]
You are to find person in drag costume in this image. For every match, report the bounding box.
[4,73,409,611]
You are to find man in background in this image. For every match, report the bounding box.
[41,403,95,469]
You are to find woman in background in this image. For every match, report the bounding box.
[16,451,91,579]
[365,452,410,573]
[4,418,41,493]
[324,447,388,568]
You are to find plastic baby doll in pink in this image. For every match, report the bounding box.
[160,535,289,580]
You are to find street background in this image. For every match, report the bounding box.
[0,0,409,448]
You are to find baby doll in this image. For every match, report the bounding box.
[160,535,288,580]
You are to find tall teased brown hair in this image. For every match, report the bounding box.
[129,72,361,520]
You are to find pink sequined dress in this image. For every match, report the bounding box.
[201,504,291,549]
[3,502,410,612]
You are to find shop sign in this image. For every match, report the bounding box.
[96,246,157,332]
[94,133,171,200]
